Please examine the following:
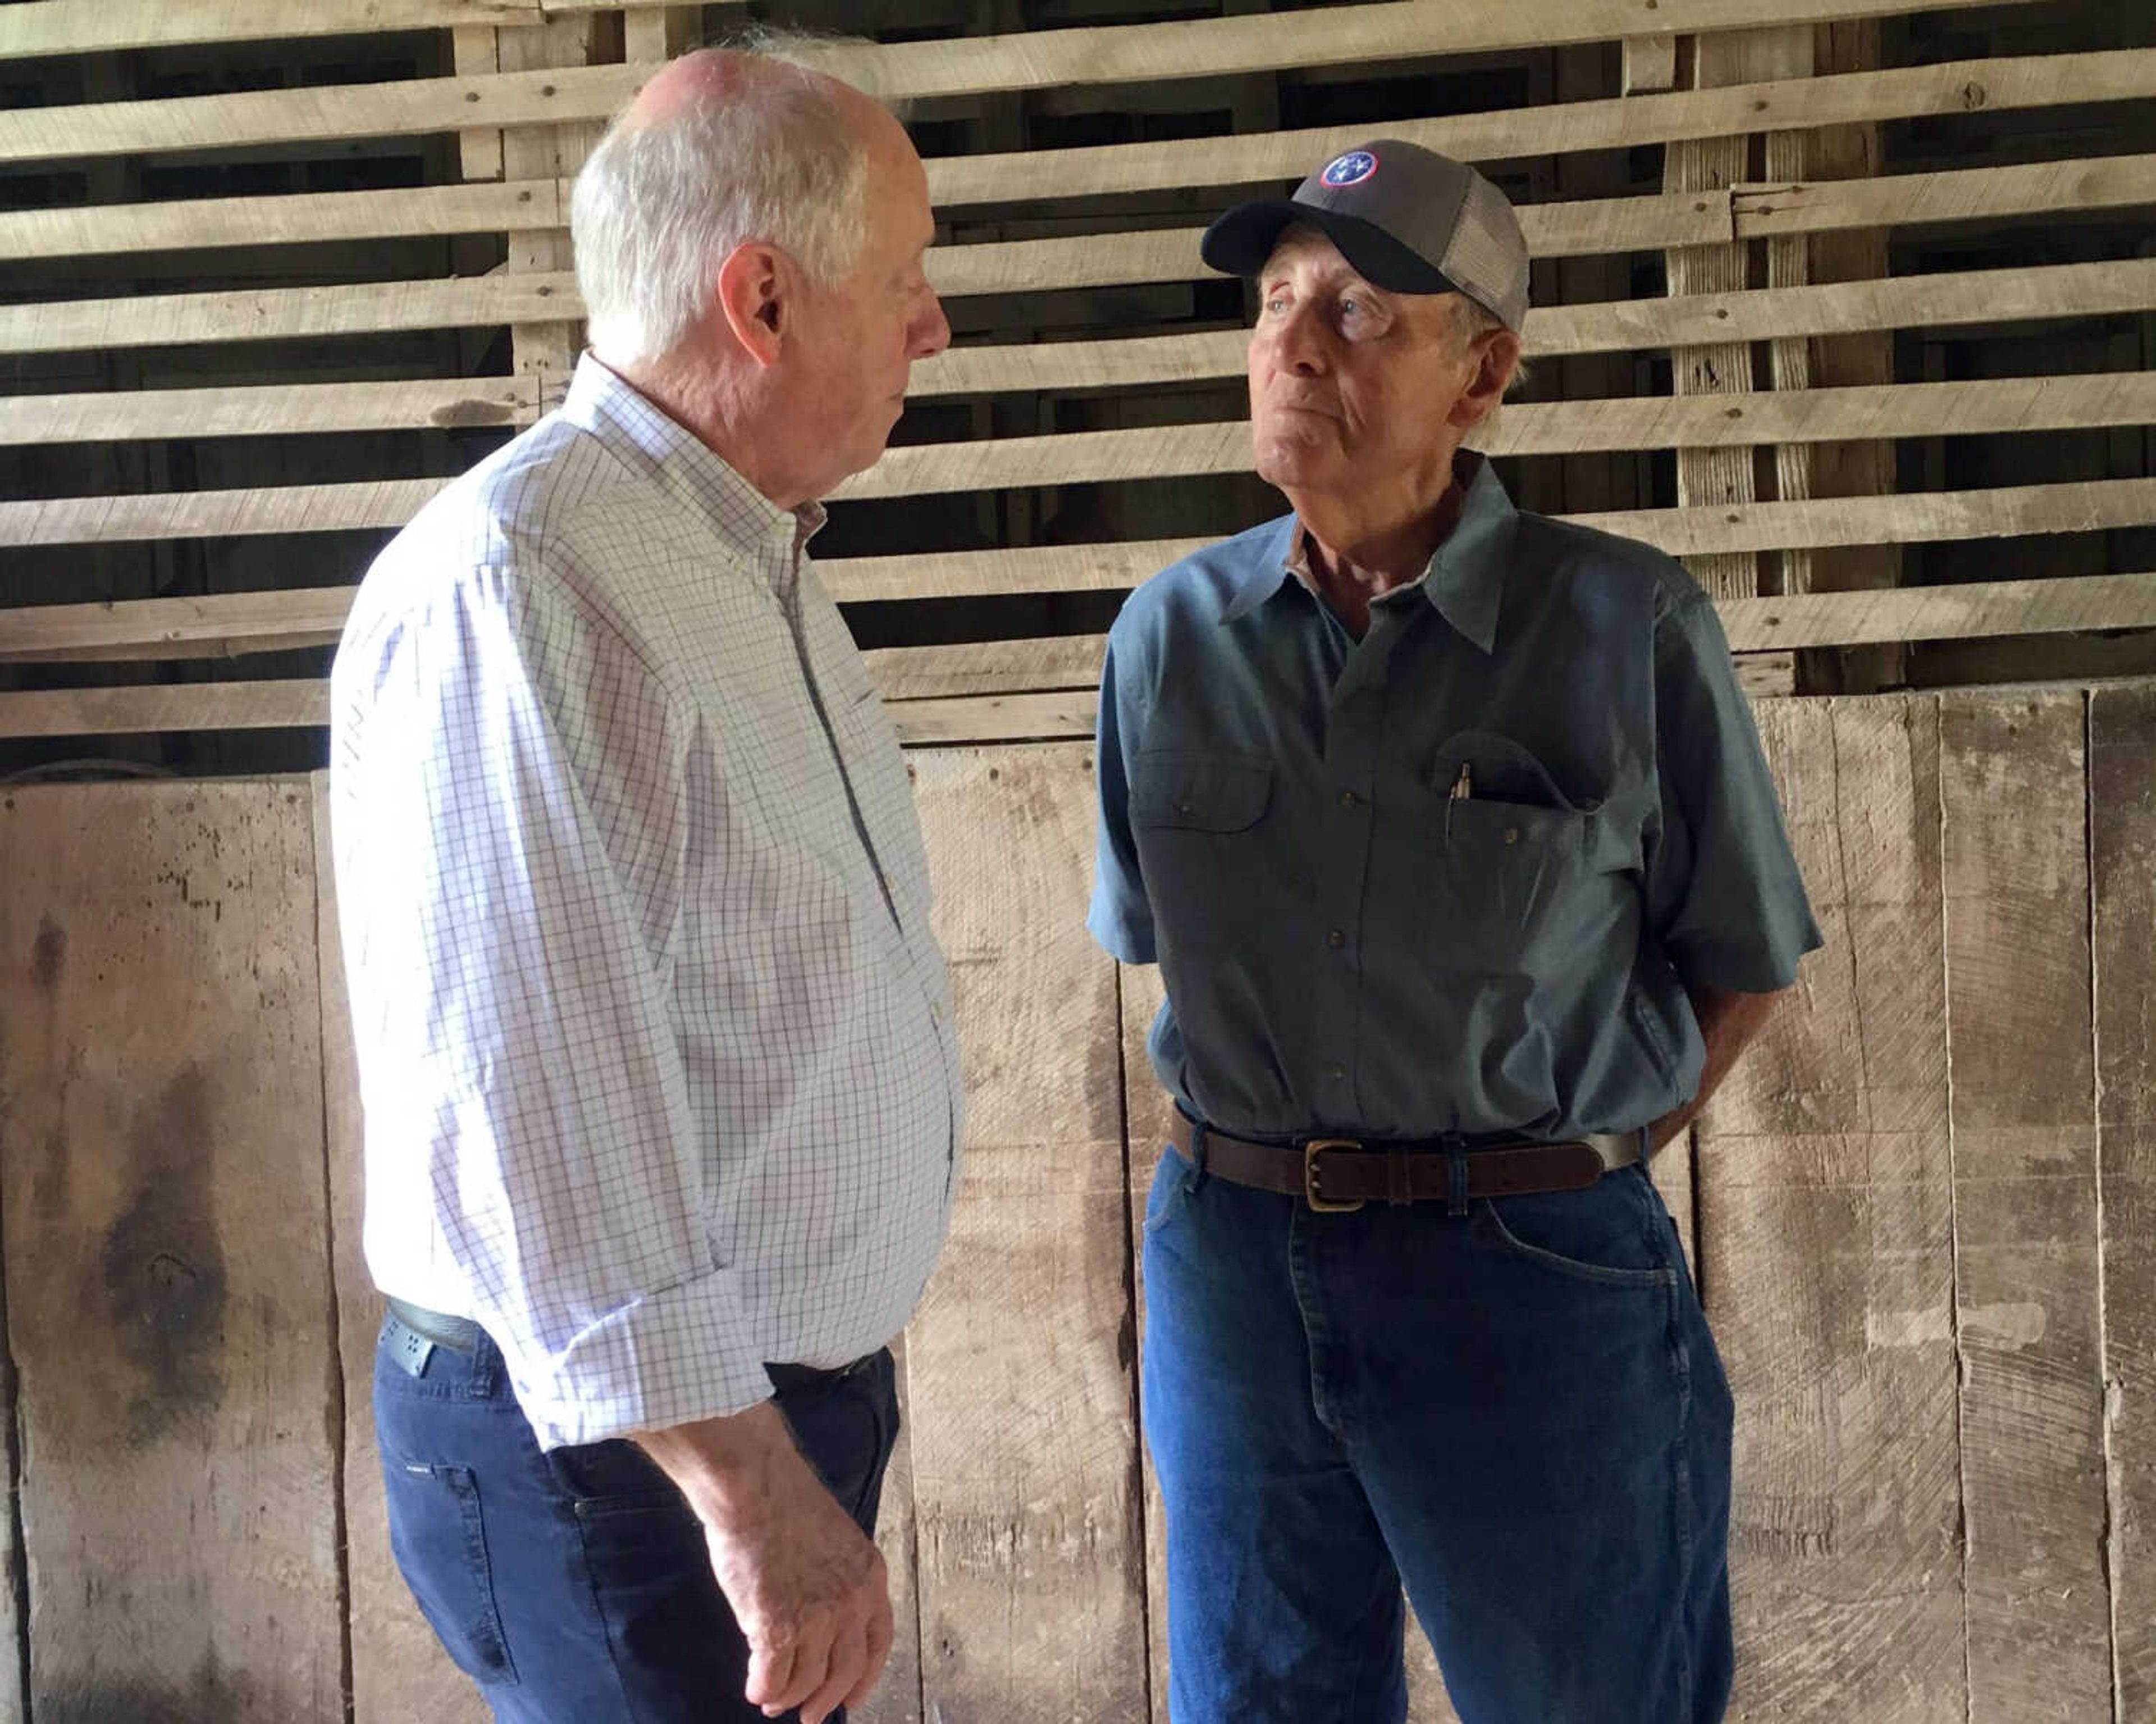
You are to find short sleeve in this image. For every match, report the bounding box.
[1645,591,1824,993]
[1086,631,1158,964]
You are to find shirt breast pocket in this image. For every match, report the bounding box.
[1430,732,1613,972]
[1130,751,1273,834]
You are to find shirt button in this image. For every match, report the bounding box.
[1178,799,1195,814]
[1338,790,1360,809]
[1504,827,1520,845]
[1326,929,1346,950]
[1324,1062,1346,1080]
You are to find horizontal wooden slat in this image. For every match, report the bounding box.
[0,679,331,737]
[0,0,2044,166]
[0,275,582,357]
[8,574,2155,695]
[0,377,540,446]
[10,471,2150,560]
[1719,572,2156,650]
[924,49,2156,206]
[0,1,546,60]
[0,591,357,663]
[861,634,1107,701]
[0,676,1104,744]
[1531,256,2156,361]
[847,372,2156,496]
[0,180,563,263]
[0,481,444,547]
[1734,152,2156,239]
[24,49,2150,266]
[915,258,2156,392]
[1581,476,2156,557]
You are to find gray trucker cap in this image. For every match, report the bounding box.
[1200,139,1530,332]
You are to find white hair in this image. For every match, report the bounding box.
[570,43,873,366]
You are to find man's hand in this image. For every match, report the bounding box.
[633,1401,893,1723]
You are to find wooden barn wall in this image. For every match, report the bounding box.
[0,682,2151,1723]
[0,0,2153,754]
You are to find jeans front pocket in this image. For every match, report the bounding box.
[382,1457,519,1685]
[1473,1166,1673,1290]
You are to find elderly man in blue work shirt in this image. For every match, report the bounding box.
[1088,142,1822,1724]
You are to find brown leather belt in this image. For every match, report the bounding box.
[1172,1113,1641,1213]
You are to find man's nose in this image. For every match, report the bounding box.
[910,290,952,362]
[1268,304,1327,375]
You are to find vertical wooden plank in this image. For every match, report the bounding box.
[0,778,342,1719]
[910,744,1146,1723]
[451,26,505,183]
[0,1167,20,1724]
[1940,690,2111,1722]
[312,777,491,1724]
[1777,20,1903,695]
[623,5,701,63]
[1661,28,1811,604]
[499,17,605,409]
[2091,682,2156,1720]
[1703,695,1968,1722]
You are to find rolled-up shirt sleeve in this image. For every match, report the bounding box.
[336,568,770,1447]
[1087,630,1158,964]
[1645,589,1824,994]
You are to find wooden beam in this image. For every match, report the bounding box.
[0,681,330,737]
[0,377,540,446]
[0,0,2047,165]
[1718,571,2156,649]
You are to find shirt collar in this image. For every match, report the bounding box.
[560,354,827,575]
[1222,453,1518,653]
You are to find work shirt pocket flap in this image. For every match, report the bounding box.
[1131,751,1274,833]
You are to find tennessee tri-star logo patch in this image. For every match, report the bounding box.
[1321,150,1378,187]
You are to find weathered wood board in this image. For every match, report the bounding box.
[2090,683,2156,1720]
[1705,697,1967,1721]
[0,779,342,1720]
[1939,691,2111,1720]
[908,744,1147,1723]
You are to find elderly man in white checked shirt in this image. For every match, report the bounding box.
[331,45,960,1724]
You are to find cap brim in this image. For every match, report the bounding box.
[1199,198,1458,295]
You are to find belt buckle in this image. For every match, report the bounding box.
[1303,1139,1364,1214]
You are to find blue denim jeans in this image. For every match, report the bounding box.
[373,1316,899,1724]
[1141,1144,1734,1724]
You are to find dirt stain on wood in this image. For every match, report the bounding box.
[31,915,65,993]
[98,1065,228,1447]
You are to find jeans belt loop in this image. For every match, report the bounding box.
[1446,1141,1470,1217]
[1187,1116,1210,1192]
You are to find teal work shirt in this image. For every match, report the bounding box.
[1086,454,1823,1144]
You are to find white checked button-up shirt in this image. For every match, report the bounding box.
[331,356,964,1450]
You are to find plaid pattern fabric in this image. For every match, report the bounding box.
[332,357,963,1449]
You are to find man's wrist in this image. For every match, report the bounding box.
[632,1398,799,1529]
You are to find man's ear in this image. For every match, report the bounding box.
[1448,330,1523,432]
[713,241,792,368]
